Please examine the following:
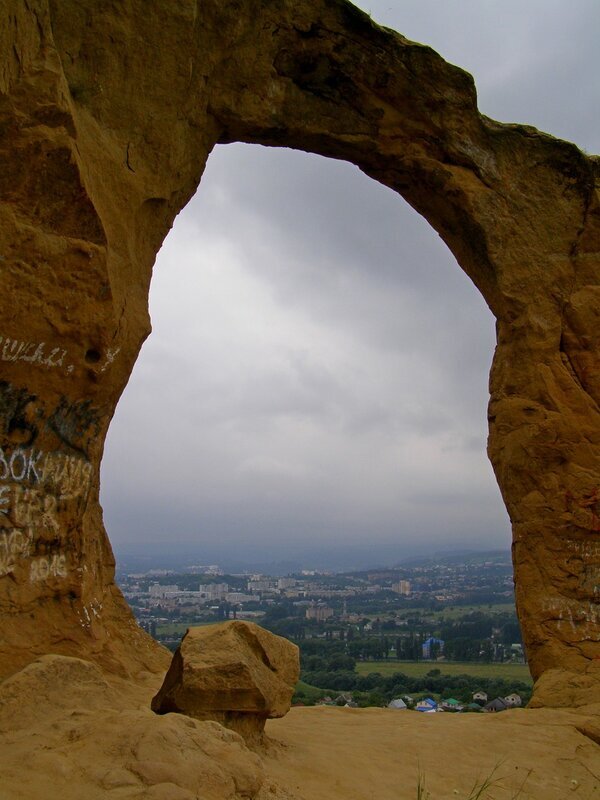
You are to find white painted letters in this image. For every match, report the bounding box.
[0,485,9,513]
[0,335,69,370]
[0,529,34,577]
[0,445,92,581]
[0,447,44,483]
[0,446,92,499]
[30,553,67,582]
[9,449,27,481]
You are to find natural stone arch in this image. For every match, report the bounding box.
[0,0,598,701]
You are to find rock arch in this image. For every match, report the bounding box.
[0,0,598,700]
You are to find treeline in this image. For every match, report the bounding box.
[300,636,415,663]
[299,669,532,706]
[296,632,518,664]
[263,606,522,659]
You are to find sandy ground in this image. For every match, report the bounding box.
[264,706,600,799]
[1,656,598,800]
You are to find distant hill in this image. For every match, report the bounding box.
[393,549,511,568]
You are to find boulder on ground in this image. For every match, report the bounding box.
[151,621,300,745]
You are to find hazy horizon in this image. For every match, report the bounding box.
[113,542,512,576]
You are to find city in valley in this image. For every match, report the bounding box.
[118,549,532,712]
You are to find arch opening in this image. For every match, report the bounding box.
[102,143,506,574]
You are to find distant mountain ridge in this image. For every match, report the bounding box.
[394,549,511,568]
[115,547,511,576]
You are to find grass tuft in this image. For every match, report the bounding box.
[417,761,531,799]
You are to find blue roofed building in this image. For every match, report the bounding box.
[422,636,444,659]
[415,698,438,712]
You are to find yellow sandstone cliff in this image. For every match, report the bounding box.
[0,1,599,797]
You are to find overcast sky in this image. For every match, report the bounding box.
[102,0,600,571]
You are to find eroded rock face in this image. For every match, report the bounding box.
[0,0,599,701]
[0,654,266,799]
[152,622,300,745]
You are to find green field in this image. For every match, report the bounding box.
[396,603,516,621]
[355,660,532,684]
[294,680,334,703]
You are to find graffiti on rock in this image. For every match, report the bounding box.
[0,444,93,580]
[0,335,74,374]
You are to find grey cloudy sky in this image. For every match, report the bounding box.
[101,0,600,571]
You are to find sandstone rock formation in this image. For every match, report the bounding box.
[3,653,598,800]
[0,0,599,701]
[0,654,267,800]
[152,622,300,745]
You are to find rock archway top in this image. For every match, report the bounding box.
[0,0,599,701]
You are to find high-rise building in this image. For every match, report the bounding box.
[391,580,411,595]
[305,604,334,621]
